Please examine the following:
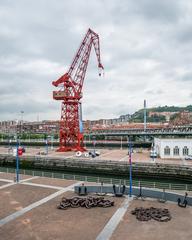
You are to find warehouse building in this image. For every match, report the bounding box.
[154,138,192,159]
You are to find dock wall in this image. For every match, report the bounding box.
[0,154,192,181]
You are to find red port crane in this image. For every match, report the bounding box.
[52,29,104,152]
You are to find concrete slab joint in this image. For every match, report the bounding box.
[96,196,132,240]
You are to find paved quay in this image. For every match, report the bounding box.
[1,146,192,166]
[0,171,192,240]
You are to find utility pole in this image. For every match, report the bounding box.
[144,100,147,143]
[144,100,147,132]
[20,110,24,137]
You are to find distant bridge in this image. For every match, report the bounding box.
[87,125,192,137]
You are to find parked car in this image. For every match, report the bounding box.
[185,155,192,160]
[21,147,26,153]
[150,150,157,158]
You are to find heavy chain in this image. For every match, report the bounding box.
[58,196,114,210]
[131,207,171,222]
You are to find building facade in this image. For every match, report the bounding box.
[154,138,192,159]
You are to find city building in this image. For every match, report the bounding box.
[83,114,132,131]
[0,120,60,135]
[22,120,60,134]
[0,120,18,134]
[154,138,192,159]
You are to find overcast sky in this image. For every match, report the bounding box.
[0,0,192,121]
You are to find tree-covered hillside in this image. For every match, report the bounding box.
[130,105,192,123]
[149,105,192,113]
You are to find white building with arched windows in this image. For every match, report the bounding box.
[154,138,192,159]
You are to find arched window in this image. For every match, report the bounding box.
[164,146,170,155]
[173,146,179,156]
[183,146,189,156]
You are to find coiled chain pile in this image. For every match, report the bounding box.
[58,196,114,210]
[131,207,171,222]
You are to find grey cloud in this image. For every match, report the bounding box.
[109,0,183,26]
[181,74,192,82]
[145,89,164,95]
[0,98,57,118]
[178,72,192,82]
[156,90,164,95]
[132,0,183,22]
[84,103,135,120]
[175,26,192,43]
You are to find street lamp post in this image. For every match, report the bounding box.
[84,135,86,148]
[16,139,19,182]
[129,138,132,197]
[45,138,48,155]
[8,132,11,154]
[92,136,96,155]
[51,134,54,150]
[93,141,96,155]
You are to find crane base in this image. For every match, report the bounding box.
[56,146,86,152]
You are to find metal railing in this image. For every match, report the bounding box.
[0,167,191,191]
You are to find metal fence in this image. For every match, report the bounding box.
[0,167,191,191]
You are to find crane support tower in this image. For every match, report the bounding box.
[52,28,104,152]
